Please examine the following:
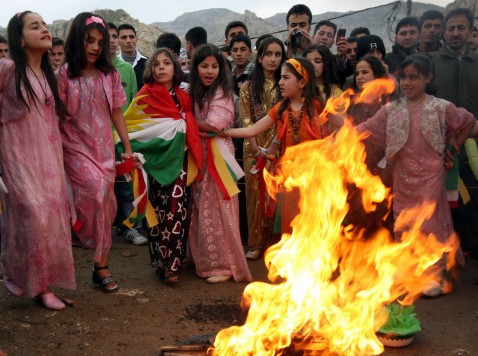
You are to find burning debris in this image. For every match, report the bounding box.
[210,108,458,355]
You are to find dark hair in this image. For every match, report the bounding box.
[229,33,252,50]
[444,8,474,29]
[64,12,114,78]
[51,37,64,47]
[0,35,7,44]
[353,56,387,91]
[420,10,444,26]
[398,54,436,95]
[314,20,337,36]
[156,32,181,55]
[225,21,248,39]
[255,34,273,51]
[350,27,370,37]
[7,11,67,119]
[107,22,117,32]
[117,23,136,36]
[303,44,338,99]
[395,16,421,34]
[286,4,312,25]
[185,26,207,48]
[277,57,318,121]
[249,37,286,107]
[143,48,182,87]
[189,44,233,110]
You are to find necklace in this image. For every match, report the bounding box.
[27,65,51,106]
[288,105,303,144]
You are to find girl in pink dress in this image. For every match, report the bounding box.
[0,11,75,310]
[355,54,475,296]
[57,13,133,292]
[188,44,252,284]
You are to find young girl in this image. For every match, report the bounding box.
[225,57,338,234]
[0,11,75,309]
[238,37,286,260]
[345,56,393,237]
[188,44,252,284]
[120,48,203,283]
[354,54,475,295]
[303,44,342,101]
[57,13,133,293]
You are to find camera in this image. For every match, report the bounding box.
[290,29,304,48]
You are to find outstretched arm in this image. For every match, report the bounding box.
[224,115,275,138]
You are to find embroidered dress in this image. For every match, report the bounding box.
[0,59,75,297]
[57,66,125,261]
[189,89,252,282]
[357,95,474,242]
[121,82,202,276]
[268,99,328,234]
[239,79,279,252]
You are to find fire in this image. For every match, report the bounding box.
[211,78,458,355]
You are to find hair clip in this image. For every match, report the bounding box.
[85,15,105,28]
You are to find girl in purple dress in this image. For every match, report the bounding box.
[1,11,75,310]
[57,13,133,293]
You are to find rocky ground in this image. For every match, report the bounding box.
[0,234,477,355]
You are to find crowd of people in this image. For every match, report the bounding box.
[1,3,478,310]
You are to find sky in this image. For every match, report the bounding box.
[0,0,451,28]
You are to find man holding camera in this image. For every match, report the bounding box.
[285,4,314,58]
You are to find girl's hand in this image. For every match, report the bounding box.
[265,143,279,158]
[120,150,134,161]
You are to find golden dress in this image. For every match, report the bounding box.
[239,79,279,251]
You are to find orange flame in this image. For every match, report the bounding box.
[211,78,458,355]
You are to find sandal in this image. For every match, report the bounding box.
[92,265,118,293]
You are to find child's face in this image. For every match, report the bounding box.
[21,13,51,53]
[259,42,282,75]
[305,49,324,80]
[355,60,375,90]
[153,52,175,89]
[279,65,304,100]
[198,55,219,87]
[399,65,430,101]
[84,28,104,68]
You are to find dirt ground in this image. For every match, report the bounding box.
[0,232,477,356]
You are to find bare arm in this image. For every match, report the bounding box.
[224,115,275,138]
[111,107,133,159]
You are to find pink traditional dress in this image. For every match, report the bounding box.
[0,59,75,297]
[357,95,475,242]
[189,89,252,282]
[57,65,125,261]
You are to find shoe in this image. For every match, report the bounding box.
[3,275,24,297]
[124,227,148,246]
[245,249,261,261]
[92,265,118,293]
[158,270,179,284]
[35,292,66,311]
[206,275,231,284]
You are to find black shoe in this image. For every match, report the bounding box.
[92,265,118,293]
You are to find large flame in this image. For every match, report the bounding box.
[212,78,458,355]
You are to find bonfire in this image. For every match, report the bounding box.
[211,79,458,356]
